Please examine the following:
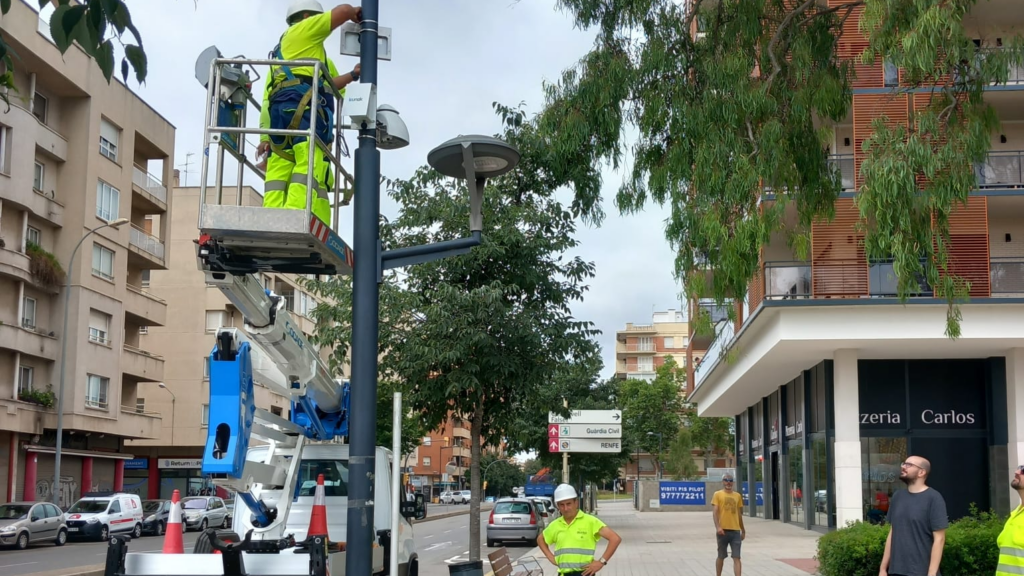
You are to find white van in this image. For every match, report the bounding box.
[64,492,144,540]
[233,444,423,576]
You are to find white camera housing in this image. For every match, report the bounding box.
[343,83,377,128]
[376,104,409,150]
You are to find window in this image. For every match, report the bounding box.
[92,243,115,280]
[664,337,674,349]
[205,310,227,333]
[202,356,210,380]
[141,270,151,287]
[86,375,109,408]
[0,124,10,174]
[298,292,317,317]
[637,357,654,372]
[108,500,121,514]
[884,59,899,87]
[136,398,146,413]
[96,181,120,221]
[33,162,44,191]
[26,226,41,247]
[270,405,283,417]
[22,296,36,329]
[201,404,209,426]
[138,325,148,335]
[297,459,349,497]
[99,118,119,162]
[422,437,432,446]
[32,93,47,124]
[18,365,34,395]
[88,309,111,345]
[422,457,431,467]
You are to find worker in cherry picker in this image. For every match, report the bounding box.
[256,1,362,226]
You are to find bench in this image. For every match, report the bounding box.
[487,547,544,576]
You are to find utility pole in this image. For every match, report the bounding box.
[347,2,382,575]
[562,398,569,483]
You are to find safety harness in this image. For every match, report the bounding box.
[266,38,335,163]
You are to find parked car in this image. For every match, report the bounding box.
[440,490,468,504]
[456,490,471,504]
[486,498,543,547]
[0,501,68,549]
[65,492,144,541]
[528,497,554,521]
[181,496,229,532]
[141,499,178,536]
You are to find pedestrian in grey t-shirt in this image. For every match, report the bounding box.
[878,455,949,576]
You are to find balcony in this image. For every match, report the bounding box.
[0,321,58,359]
[132,165,168,211]
[0,247,33,286]
[828,154,855,191]
[124,284,167,327]
[992,257,1024,295]
[128,224,167,269]
[121,344,165,382]
[693,319,736,386]
[625,342,656,353]
[117,405,162,439]
[976,151,1024,189]
[764,262,812,299]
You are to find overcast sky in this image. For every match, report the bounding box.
[115,0,683,380]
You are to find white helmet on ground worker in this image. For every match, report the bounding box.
[553,483,578,503]
[286,0,324,24]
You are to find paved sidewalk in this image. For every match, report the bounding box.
[512,499,821,576]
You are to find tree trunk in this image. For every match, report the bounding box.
[468,403,484,561]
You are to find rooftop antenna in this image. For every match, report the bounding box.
[178,152,195,187]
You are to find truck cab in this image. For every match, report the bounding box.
[232,444,423,576]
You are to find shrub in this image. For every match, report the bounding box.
[817,507,1005,576]
[26,241,65,289]
[19,385,57,408]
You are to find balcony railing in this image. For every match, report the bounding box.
[693,319,736,385]
[126,284,167,305]
[976,151,1024,189]
[868,259,933,297]
[625,342,655,352]
[130,224,165,260]
[133,165,168,203]
[124,343,165,361]
[992,257,1024,294]
[765,262,812,299]
[828,154,855,191]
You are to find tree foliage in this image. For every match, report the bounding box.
[686,407,735,472]
[663,426,699,480]
[618,358,686,476]
[1,0,150,109]
[308,103,602,561]
[542,0,1024,338]
[463,454,526,499]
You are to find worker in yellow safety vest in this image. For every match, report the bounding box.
[256,1,363,226]
[996,464,1024,576]
[537,484,621,576]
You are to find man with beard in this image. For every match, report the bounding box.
[996,465,1024,576]
[878,456,948,576]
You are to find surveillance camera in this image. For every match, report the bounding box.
[376,104,409,150]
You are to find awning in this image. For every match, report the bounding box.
[24,445,136,460]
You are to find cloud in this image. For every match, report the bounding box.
[127,0,681,380]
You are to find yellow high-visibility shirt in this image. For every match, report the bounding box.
[259,11,341,142]
[996,505,1024,576]
[542,511,606,574]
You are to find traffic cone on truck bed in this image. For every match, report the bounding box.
[308,474,329,538]
[162,489,184,554]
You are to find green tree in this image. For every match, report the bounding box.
[663,426,699,480]
[309,103,602,561]
[685,407,735,473]
[618,358,685,476]
[464,455,525,499]
[541,0,1024,338]
[1,0,149,108]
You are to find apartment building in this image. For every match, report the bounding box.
[614,309,689,381]
[126,184,328,499]
[687,2,1024,532]
[0,1,174,506]
[408,416,473,501]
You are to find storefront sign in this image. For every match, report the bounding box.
[858,360,987,431]
[125,459,149,470]
[785,421,803,437]
[741,482,764,506]
[158,458,203,469]
[659,481,706,505]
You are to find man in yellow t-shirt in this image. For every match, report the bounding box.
[712,474,745,576]
[256,1,362,226]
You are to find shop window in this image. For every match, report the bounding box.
[810,432,830,527]
[789,443,804,524]
[861,437,906,525]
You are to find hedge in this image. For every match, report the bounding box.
[816,508,1005,576]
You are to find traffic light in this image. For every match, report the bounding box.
[483,481,488,492]
[403,474,409,485]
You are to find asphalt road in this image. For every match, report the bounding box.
[0,508,532,576]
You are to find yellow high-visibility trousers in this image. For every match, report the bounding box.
[263,139,332,226]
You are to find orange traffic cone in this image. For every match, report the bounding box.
[162,489,185,554]
[307,474,329,538]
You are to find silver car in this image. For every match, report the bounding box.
[0,501,68,549]
[181,496,229,532]
[486,498,543,547]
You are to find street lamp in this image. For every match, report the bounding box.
[647,432,664,480]
[54,217,129,505]
[427,135,522,234]
[158,383,177,445]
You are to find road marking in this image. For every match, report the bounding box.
[444,530,451,533]
[460,525,466,528]
[424,534,434,539]
[0,563,39,569]
[423,541,452,551]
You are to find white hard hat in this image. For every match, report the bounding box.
[286,0,324,24]
[553,483,578,503]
